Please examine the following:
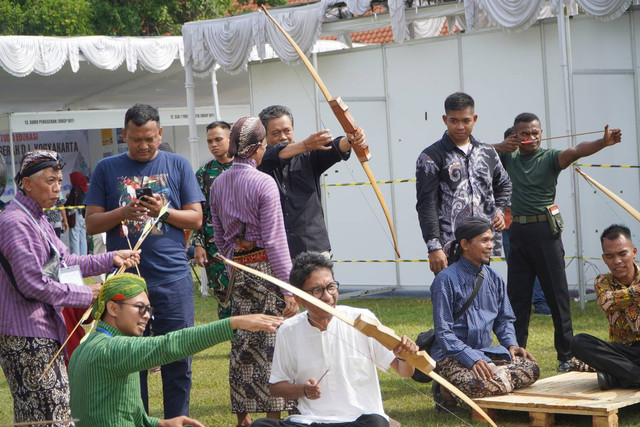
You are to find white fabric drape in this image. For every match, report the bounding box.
[184,3,326,76]
[411,17,446,39]
[0,36,183,77]
[262,3,326,64]
[576,0,631,21]
[387,0,409,43]
[465,0,545,32]
[0,37,70,77]
[182,0,412,76]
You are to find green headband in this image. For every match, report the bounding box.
[92,273,148,320]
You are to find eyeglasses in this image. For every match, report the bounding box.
[305,281,340,299]
[114,301,154,317]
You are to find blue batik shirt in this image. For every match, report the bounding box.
[430,256,518,368]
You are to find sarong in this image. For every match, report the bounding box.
[0,335,73,426]
[229,248,295,413]
[435,354,539,403]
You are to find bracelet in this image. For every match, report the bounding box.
[302,385,310,399]
[303,140,310,152]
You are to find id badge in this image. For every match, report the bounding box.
[59,265,84,287]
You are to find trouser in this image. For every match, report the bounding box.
[435,355,539,401]
[140,273,195,418]
[0,335,73,426]
[571,333,640,387]
[251,414,389,427]
[507,221,574,361]
[68,213,87,256]
[502,229,547,307]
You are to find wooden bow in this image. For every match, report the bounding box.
[574,167,640,222]
[261,5,401,259]
[216,253,497,426]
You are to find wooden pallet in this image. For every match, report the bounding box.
[471,372,640,426]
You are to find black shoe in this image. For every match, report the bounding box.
[557,360,572,372]
[597,371,619,390]
[432,382,457,413]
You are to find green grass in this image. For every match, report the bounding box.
[1,294,637,426]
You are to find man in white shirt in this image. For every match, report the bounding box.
[251,252,418,427]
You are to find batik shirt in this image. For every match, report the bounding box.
[194,158,233,248]
[595,266,640,345]
[416,131,511,255]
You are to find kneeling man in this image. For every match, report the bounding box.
[252,252,418,427]
[430,217,539,408]
[68,273,283,427]
[571,224,640,390]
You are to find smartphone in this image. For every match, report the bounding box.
[135,187,153,202]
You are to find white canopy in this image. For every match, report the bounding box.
[0,36,251,115]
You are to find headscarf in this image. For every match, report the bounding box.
[70,171,88,194]
[448,217,492,263]
[228,117,266,159]
[92,273,148,320]
[15,150,65,194]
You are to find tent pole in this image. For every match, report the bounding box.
[185,61,200,168]
[557,0,585,309]
[212,65,221,121]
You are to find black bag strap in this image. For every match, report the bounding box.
[0,249,36,302]
[453,269,485,320]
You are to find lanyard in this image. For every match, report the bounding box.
[13,199,66,267]
[96,328,114,338]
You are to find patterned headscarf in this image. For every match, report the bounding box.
[228,117,266,159]
[92,273,148,320]
[15,150,65,194]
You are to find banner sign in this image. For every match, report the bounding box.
[0,130,90,199]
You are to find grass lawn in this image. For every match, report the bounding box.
[1,292,638,426]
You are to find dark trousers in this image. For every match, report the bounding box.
[140,273,195,418]
[503,229,547,307]
[571,333,640,387]
[251,414,389,427]
[507,221,573,361]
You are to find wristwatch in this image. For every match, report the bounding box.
[159,210,170,222]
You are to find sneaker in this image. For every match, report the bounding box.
[558,357,595,372]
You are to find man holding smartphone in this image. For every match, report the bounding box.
[84,103,203,419]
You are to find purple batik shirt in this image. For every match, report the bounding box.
[0,193,115,345]
[210,158,292,293]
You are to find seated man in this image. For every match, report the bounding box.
[252,251,418,427]
[68,273,284,427]
[571,224,640,390]
[430,217,539,409]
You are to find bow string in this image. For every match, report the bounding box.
[261,5,401,259]
[216,253,497,426]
